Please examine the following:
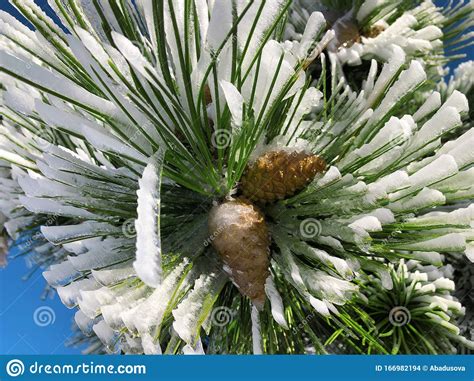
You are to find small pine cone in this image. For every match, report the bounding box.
[240,150,326,204]
[208,198,270,309]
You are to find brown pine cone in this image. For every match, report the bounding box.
[208,198,270,310]
[240,150,326,204]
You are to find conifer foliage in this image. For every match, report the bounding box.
[0,0,473,354]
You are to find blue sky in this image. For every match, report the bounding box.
[0,0,81,355]
[0,0,472,355]
[0,254,80,354]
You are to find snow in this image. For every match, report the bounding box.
[91,262,135,286]
[365,46,406,108]
[3,86,37,115]
[309,295,330,316]
[264,276,288,329]
[442,133,474,169]
[111,30,159,85]
[368,61,426,129]
[43,260,80,288]
[19,195,98,220]
[0,51,123,121]
[341,116,412,169]
[296,243,353,279]
[78,287,115,319]
[0,149,36,170]
[123,259,189,334]
[389,155,459,202]
[408,106,463,154]
[357,0,386,22]
[414,25,443,41]
[133,150,165,288]
[409,251,443,266]
[242,40,305,120]
[75,310,98,336]
[238,0,288,68]
[368,171,410,198]
[292,12,326,60]
[349,216,382,233]
[433,278,455,291]
[410,205,474,227]
[378,269,394,290]
[389,188,445,213]
[466,243,474,262]
[369,208,395,225]
[251,305,262,354]
[101,288,148,330]
[442,90,469,114]
[172,270,226,345]
[305,29,335,63]
[362,60,378,94]
[281,87,322,146]
[398,233,466,252]
[68,241,133,272]
[141,333,162,355]
[220,80,244,126]
[303,269,358,305]
[93,320,120,353]
[413,92,441,122]
[41,222,122,245]
[182,338,205,355]
[57,278,100,308]
[84,128,148,165]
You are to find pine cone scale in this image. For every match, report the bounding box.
[208,199,270,309]
[241,150,326,203]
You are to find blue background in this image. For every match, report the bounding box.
[0,0,472,355]
[0,0,81,355]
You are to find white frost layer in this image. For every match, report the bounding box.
[43,260,80,288]
[220,80,244,126]
[182,338,205,355]
[133,150,165,288]
[75,310,97,336]
[251,305,263,355]
[172,270,226,345]
[93,320,119,353]
[57,278,100,308]
[41,222,121,245]
[264,276,288,329]
[398,233,466,252]
[389,155,458,202]
[123,259,189,334]
[141,333,162,355]
[389,188,445,213]
[413,91,441,122]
